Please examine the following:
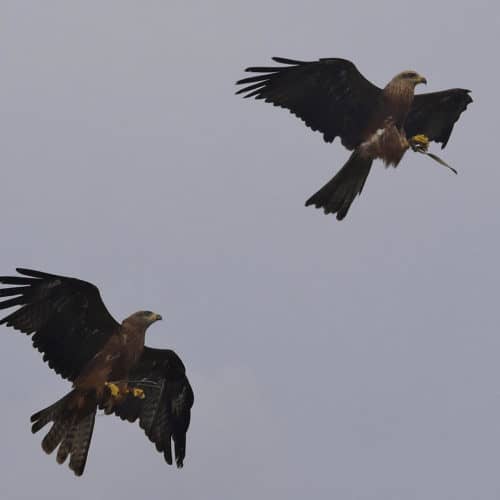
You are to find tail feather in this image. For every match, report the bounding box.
[56,419,76,464]
[69,412,96,476]
[31,398,63,433]
[42,420,68,455]
[305,150,373,220]
[31,391,96,476]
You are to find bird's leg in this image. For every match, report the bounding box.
[104,381,145,400]
[104,381,121,399]
[409,134,430,152]
[409,134,457,174]
[101,381,123,413]
[132,388,146,399]
[124,386,146,399]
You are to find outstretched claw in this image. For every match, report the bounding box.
[104,382,145,401]
[130,387,146,399]
[105,381,121,398]
[409,134,458,175]
[409,134,430,152]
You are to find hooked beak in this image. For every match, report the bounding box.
[417,75,427,85]
[153,313,162,322]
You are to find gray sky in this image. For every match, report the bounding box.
[1,1,499,499]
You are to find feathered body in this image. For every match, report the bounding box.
[74,314,149,394]
[359,73,421,166]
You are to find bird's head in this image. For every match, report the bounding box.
[394,70,427,87]
[126,310,163,329]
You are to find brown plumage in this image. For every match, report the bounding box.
[0,268,193,476]
[236,58,472,219]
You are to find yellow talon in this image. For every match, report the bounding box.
[105,382,120,398]
[131,388,145,399]
[410,134,430,151]
[412,134,429,144]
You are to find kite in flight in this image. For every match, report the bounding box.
[236,57,472,220]
[0,268,193,476]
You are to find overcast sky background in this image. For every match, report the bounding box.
[0,1,499,499]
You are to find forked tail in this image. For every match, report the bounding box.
[30,390,96,476]
[305,151,373,220]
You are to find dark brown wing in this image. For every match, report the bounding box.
[236,57,382,149]
[0,268,119,381]
[111,347,193,468]
[405,89,472,148]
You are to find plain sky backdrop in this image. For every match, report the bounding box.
[1,1,499,499]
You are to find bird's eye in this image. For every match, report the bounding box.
[405,72,417,78]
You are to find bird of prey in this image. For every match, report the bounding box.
[236,57,472,220]
[0,268,193,476]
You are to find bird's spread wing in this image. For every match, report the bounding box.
[111,346,193,468]
[236,57,382,149]
[405,89,472,148]
[0,268,120,381]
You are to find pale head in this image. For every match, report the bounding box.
[123,310,163,329]
[391,70,427,87]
